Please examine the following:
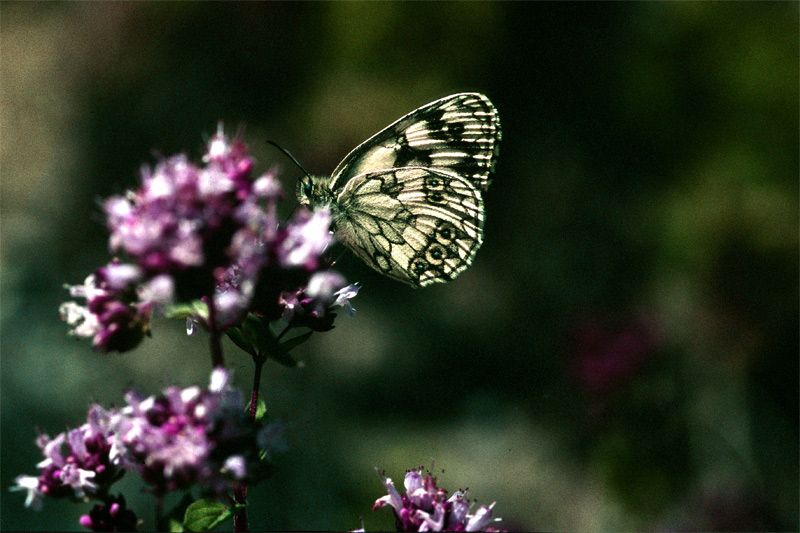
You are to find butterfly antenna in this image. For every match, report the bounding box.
[267,140,312,179]
[283,202,299,225]
[267,140,310,228]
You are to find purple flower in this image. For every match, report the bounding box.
[103,130,260,300]
[60,262,153,353]
[330,282,360,318]
[110,368,280,495]
[277,208,334,270]
[238,206,344,325]
[280,272,360,332]
[11,407,123,510]
[199,204,351,331]
[79,494,139,532]
[206,172,287,327]
[65,127,361,352]
[373,467,502,532]
[11,369,283,512]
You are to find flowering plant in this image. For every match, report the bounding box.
[374,467,502,532]
[11,128,502,532]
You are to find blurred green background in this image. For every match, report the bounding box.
[2,2,797,531]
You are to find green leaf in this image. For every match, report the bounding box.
[226,314,318,366]
[226,327,256,357]
[227,314,275,358]
[166,300,208,320]
[279,330,314,352]
[164,493,195,532]
[183,500,233,532]
[268,343,300,367]
[245,314,273,348]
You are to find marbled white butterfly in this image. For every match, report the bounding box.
[298,93,501,287]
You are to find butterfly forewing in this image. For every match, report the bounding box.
[332,167,484,287]
[329,93,501,194]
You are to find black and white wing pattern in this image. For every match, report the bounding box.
[332,167,484,287]
[328,93,501,193]
[297,93,500,287]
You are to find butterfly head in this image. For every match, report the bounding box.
[297,174,336,211]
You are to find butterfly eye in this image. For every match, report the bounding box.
[302,180,313,199]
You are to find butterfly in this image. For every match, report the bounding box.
[297,93,501,287]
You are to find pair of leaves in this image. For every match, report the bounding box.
[168,301,314,366]
[226,313,312,367]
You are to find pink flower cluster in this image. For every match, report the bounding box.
[60,128,358,352]
[374,467,502,532]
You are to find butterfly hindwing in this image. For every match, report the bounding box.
[328,93,500,194]
[332,167,484,287]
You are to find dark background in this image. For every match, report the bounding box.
[2,2,797,531]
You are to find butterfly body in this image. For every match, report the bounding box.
[298,93,500,287]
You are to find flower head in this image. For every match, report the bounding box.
[103,130,260,300]
[373,466,502,532]
[11,407,123,510]
[280,272,360,332]
[110,368,280,495]
[60,262,152,353]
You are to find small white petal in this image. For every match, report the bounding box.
[11,475,43,511]
[223,455,247,479]
[209,368,231,392]
[465,502,496,532]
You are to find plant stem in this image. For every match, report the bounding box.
[208,296,241,527]
[233,484,248,532]
[206,296,225,368]
[250,354,265,419]
[234,351,266,531]
[155,495,164,532]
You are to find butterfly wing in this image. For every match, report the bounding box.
[328,93,501,194]
[332,166,484,287]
